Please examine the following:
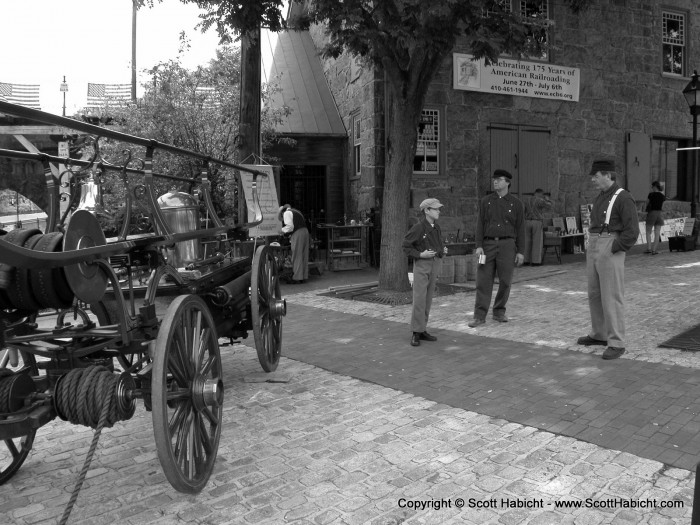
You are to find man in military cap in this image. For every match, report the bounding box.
[468,169,525,327]
[577,160,639,360]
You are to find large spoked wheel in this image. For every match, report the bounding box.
[152,294,223,494]
[0,349,39,484]
[251,245,286,372]
[0,433,36,485]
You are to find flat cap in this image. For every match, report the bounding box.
[589,159,615,175]
[492,169,513,180]
[419,198,444,210]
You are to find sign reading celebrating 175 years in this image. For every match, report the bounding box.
[453,53,580,102]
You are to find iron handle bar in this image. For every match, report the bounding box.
[0,148,198,184]
[0,101,267,178]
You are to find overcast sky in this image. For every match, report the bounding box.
[2,0,281,115]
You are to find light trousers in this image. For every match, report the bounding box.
[290,227,309,280]
[523,220,544,264]
[411,257,442,333]
[586,234,626,348]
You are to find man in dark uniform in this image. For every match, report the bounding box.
[576,160,639,360]
[468,169,525,327]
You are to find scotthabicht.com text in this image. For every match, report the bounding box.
[397,497,684,511]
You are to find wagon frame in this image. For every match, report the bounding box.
[0,101,286,499]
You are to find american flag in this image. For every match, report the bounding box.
[194,86,220,109]
[0,82,41,109]
[86,83,131,109]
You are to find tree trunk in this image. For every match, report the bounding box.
[378,84,423,291]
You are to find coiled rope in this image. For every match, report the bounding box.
[54,366,122,525]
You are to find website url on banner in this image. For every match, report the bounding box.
[397,497,684,511]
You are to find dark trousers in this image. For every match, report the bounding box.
[474,238,516,320]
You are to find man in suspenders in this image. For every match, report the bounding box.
[577,160,639,360]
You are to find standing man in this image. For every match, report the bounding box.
[403,198,447,347]
[468,169,525,327]
[523,188,553,265]
[577,160,639,360]
[279,204,310,284]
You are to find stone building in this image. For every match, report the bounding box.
[267,0,700,237]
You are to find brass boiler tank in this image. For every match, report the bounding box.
[157,191,200,268]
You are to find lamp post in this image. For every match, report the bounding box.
[683,70,700,221]
[60,76,68,117]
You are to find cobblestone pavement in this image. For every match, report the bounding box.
[2,249,699,524]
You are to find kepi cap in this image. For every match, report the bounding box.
[492,169,513,180]
[589,159,615,175]
[278,204,290,221]
[419,198,444,210]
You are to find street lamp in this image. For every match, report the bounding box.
[60,76,68,117]
[683,70,700,220]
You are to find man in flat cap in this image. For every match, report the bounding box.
[403,198,447,346]
[468,169,525,327]
[577,160,639,360]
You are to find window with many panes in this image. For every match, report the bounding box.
[662,10,686,76]
[414,109,440,175]
[491,1,550,61]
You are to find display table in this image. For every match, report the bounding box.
[318,224,371,271]
[559,233,585,254]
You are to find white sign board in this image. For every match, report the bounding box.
[453,53,580,102]
[238,164,280,238]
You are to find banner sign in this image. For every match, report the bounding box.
[238,164,280,238]
[453,53,580,102]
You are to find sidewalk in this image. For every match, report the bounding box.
[2,248,699,524]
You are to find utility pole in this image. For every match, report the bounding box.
[237,26,262,223]
[131,0,138,103]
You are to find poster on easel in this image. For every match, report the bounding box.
[580,204,592,248]
[238,164,280,238]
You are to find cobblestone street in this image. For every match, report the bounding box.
[2,248,700,524]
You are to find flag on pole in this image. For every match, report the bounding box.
[194,86,220,109]
[86,83,131,109]
[0,82,41,109]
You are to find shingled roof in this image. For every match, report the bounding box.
[266,29,346,136]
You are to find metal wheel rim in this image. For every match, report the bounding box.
[152,294,222,493]
[0,348,40,484]
[0,433,36,485]
[251,245,283,372]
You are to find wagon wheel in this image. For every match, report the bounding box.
[251,245,286,372]
[152,294,223,493]
[0,349,39,485]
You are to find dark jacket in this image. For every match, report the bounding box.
[403,217,445,260]
[475,192,526,253]
[589,183,640,252]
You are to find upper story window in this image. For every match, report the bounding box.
[662,10,686,76]
[492,1,550,61]
[414,109,440,175]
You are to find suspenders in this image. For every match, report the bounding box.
[601,188,624,233]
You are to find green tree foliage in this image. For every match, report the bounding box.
[183,0,288,40]
[90,45,290,235]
